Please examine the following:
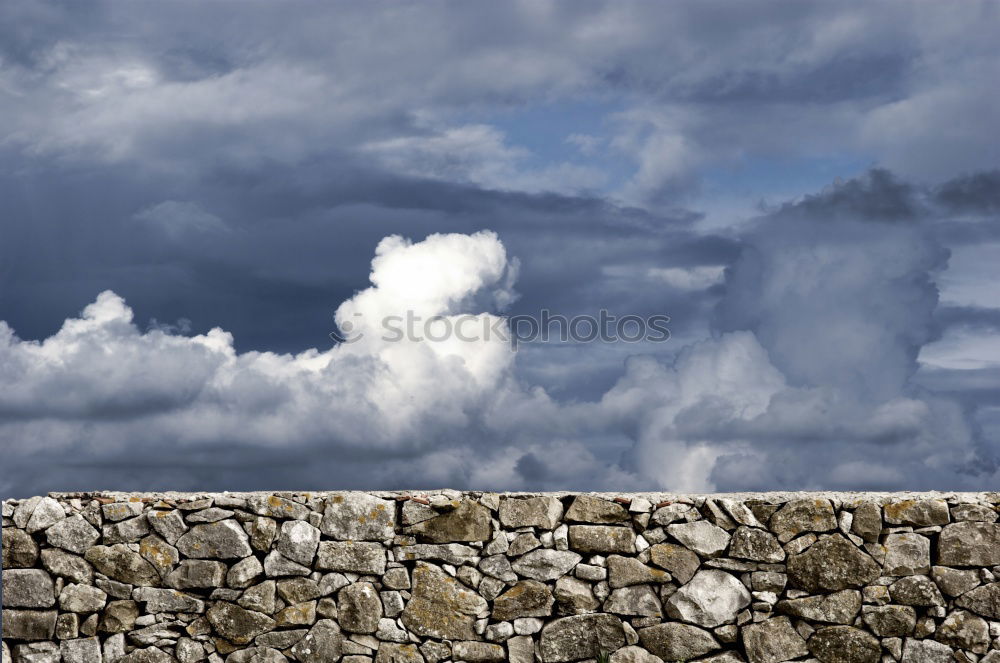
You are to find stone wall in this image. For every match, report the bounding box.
[3,491,1000,663]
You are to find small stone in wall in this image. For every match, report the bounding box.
[807,625,880,663]
[740,616,809,663]
[565,495,629,524]
[648,542,700,583]
[637,621,720,662]
[568,525,635,554]
[769,499,837,543]
[499,496,564,529]
[786,534,880,592]
[665,569,750,627]
[511,548,582,582]
[666,520,730,558]
[539,614,627,663]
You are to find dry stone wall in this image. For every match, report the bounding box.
[4,491,1000,663]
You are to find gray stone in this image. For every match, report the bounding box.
[665,569,750,627]
[40,548,92,584]
[406,499,492,543]
[382,567,410,590]
[499,497,564,529]
[666,520,730,557]
[393,543,478,565]
[59,583,107,613]
[25,497,65,533]
[226,647,287,663]
[609,646,661,663]
[884,499,950,526]
[889,575,945,606]
[1,610,57,640]
[648,542,700,583]
[604,585,662,617]
[133,587,206,613]
[247,494,311,520]
[807,626,879,663]
[263,550,311,576]
[507,635,533,663]
[99,600,139,633]
[147,509,188,545]
[607,555,671,588]
[452,641,505,663]
[850,502,882,542]
[540,614,627,663]
[338,582,383,634]
[2,569,56,608]
[239,581,277,615]
[479,554,518,582]
[45,515,100,554]
[275,519,320,566]
[207,601,276,645]
[55,612,79,640]
[274,600,317,627]
[175,520,253,559]
[935,609,989,653]
[951,503,997,522]
[227,556,264,589]
[139,534,180,578]
[59,638,102,663]
[511,548,582,581]
[374,643,424,663]
[86,544,161,586]
[507,532,540,557]
[104,514,152,544]
[769,499,838,543]
[638,622,720,662]
[103,501,145,523]
[863,605,916,636]
[931,565,980,596]
[741,617,809,663]
[554,576,600,615]
[117,647,176,663]
[11,642,59,663]
[256,629,307,649]
[776,589,861,625]
[186,507,234,523]
[883,533,931,575]
[277,578,322,604]
[901,638,955,663]
[565,495,629,524]
[787,534,880,592]
[938,521,1000,566]
[166,560,228,589]
[251,517,278,551]
[729,526,785,563]
[3,527,39,568]
[567,525,635,554]
[956,581,1000,618]
[320,493,396,540]
[401,562,487,640]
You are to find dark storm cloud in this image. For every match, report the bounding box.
[1,1,998,497]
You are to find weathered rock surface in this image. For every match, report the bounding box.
[7,490,1000,663]
[540,614,626,662]
[807,626,880,663]
[401,562,487,640]
[500,497,564,529]
[638,622,719,661]
[665,569,750,627]
[787,534,880,592]
[741,617,809,663]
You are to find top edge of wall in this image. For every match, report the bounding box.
[4,489,1000,506]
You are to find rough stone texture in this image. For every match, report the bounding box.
[741,617,809,663]
[638,622,719,661]
[500,497,564,529]
[540,614,626,662]
[776,589,861,625]
[664,569,750,627]
[493,580,554,620]
[401,561,487,640]
[807,626,880,663]
[787,534,880,592]
[6,490,1000,663]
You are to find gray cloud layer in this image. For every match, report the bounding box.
[1,2,998,497]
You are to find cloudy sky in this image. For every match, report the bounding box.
[1,1,999,498]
